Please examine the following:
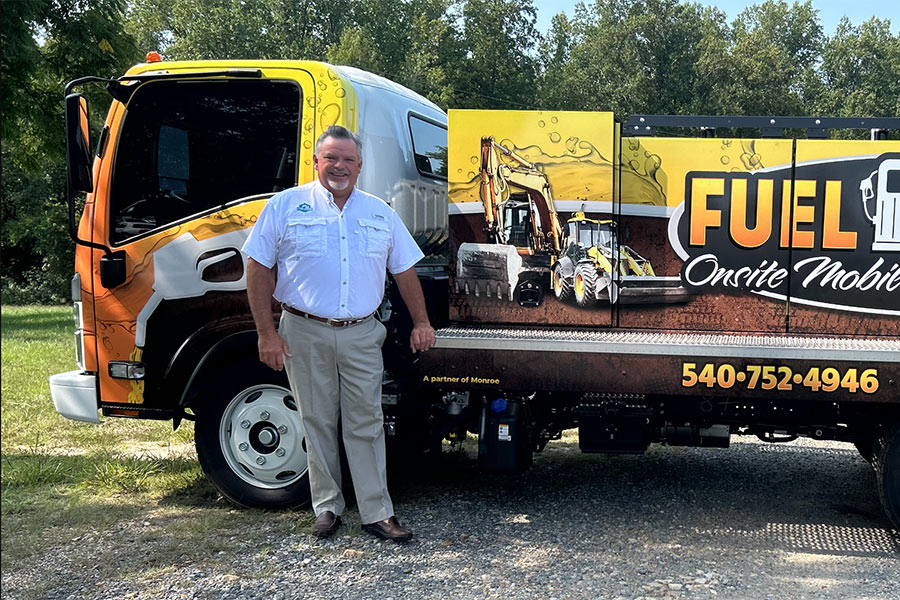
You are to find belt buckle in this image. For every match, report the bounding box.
[327,317,351,327]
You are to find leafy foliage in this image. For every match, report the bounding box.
[1,0,898,303]
[1,0,140,303]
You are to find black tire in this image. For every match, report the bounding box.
[855,437,875,464]
[574,263,598,307]
[553,264,572,301]
[194,359,312,509]
[873,422,900,530]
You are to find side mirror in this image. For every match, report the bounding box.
[65,93,93,194]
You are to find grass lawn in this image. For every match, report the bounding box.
[0,305,212,570]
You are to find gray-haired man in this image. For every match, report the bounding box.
[242,125,435,541]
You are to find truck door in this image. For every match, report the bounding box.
[787,140,900,336]
[616,136,795,333]
[90,72,313,409]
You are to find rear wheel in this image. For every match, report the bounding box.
[873,422,900,530]
[194,360,311,509]
[553,264,572,301]
[574,263,598,307]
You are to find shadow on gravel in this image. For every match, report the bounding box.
[387,437,900,558]
[157,475,222,508]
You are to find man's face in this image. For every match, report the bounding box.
[313,136,362,195]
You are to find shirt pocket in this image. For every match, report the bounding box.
[358,217,391,259]
[287,216,327,257]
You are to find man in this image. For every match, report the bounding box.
[242,125,436,542]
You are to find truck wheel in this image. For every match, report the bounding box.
[552,264,572,301]
[873,422,900,530]
[194,362,311,509]
[855,437,874,464]
[574,263,598,307]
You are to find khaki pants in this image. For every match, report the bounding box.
[280,311,393,523]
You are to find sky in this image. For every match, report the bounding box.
[532,0,900,35]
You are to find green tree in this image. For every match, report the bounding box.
[818,17,900,118]
[324,0,460,107]
[535,12,576,110]
[543,0,728,116]
[718,0,823,115]
[1,0,46,168]
[395,6,462,108]
[127,0,460,107]
[1,0,140,303]
[452,0,539,109]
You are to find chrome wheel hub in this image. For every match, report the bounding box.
[219,384,308,489]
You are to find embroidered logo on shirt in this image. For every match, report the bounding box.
[297,202,312,212]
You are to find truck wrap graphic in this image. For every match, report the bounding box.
[448,110,899,333]
[670,153,900,315]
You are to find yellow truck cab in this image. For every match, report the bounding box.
[51,58,447,508]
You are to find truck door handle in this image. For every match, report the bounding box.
[197,248,243,283]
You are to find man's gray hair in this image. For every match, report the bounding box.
[315,125,363,155]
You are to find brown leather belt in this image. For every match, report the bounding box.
[281,304,372,327]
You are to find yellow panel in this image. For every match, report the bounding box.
[449,109,616,207]
[621,137,794,209]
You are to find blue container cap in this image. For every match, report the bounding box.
[490,397,507,414]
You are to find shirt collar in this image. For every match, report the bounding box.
[314,179,357,209]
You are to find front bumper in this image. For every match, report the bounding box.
[49,370,101,423]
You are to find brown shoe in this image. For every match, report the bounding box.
[312,511,341,538]
[362,516,413,542]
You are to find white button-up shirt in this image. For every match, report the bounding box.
[242,181,424,319]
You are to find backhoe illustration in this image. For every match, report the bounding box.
[552,212,689,306]
[456,137,688,307]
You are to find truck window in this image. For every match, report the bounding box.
[409,114,447,180]
[110,79,301,244]
[158,126,189,196]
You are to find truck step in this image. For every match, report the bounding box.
[435,326,900,362]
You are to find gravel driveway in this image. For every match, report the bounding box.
[3,436,898,600]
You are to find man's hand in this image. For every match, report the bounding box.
[409,322,436,353]
[247,259,290,370]
[392,267,436,353]
[258,330,292,370]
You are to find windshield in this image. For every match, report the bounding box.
[503,200,531,247]
[570,220,616,249]
[597,224,615,248]
[109,78,301,243]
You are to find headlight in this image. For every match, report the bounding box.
[72,274,86,371]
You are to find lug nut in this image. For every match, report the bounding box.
[238,442,249,451]
[260,411,270,420]
[276,448,286,457]
[240,420,251,429]
[278,425,288,434]
[256,456,266,465]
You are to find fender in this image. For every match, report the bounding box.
[556,256,575,278]
[179,329,259,408]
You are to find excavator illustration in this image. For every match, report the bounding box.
[456,137,689,307]
[455,137,563,306]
